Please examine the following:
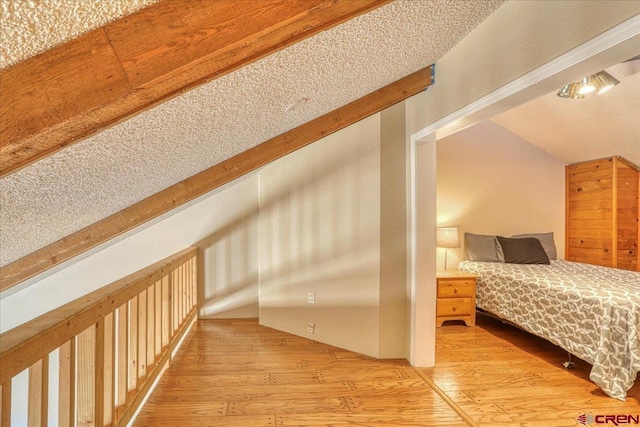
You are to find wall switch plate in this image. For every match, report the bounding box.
[308,292,315,304]
[307,322,315,334]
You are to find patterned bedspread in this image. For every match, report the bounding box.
[458,260,640,401]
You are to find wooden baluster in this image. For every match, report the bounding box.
[30,365,42,425]
[172,270,178,334]
[155,280,162,360]
[58,338,76,427]
[77,326,95,427]
[179,265,183,326]
[95,319,105,427]
[182,262,188,314]
[186,260,191,313]
[28,358,44,426]
[127,297,137,403]
[115,304,127,424]
[146,285,155,370]
[180,264,186,323]
[186,259,192,311]
[175,267,181,327]
[99,313,114,426]
[1,381,11,427]
[188,259,192,311]
[173,267,178,326]
[137,290,147,384]
[162,276,170,350]
[192,256,198,311]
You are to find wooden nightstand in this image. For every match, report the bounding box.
[436,271,477,327]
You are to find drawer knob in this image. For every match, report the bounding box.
[452,306,457,312]
[454,288,458,294]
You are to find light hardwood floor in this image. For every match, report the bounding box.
[426,314,640,427]
[134,316,639,426]
[134,319,467,426]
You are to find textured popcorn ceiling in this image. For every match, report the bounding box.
[0,0,506,266]
[0,0,159,68]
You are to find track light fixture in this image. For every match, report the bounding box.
[557,71,619,99]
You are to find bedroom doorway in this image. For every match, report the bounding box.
[407,15,640,368]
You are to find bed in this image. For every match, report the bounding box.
[457,237,640,401]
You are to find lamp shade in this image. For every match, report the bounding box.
[436,227,460,248]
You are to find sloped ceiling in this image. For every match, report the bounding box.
[491,60,640,166]
[0,0,505,267]
[0,0,158,68]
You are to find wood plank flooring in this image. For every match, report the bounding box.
[134,316,639,426]
[134,319,467,426]
[424,314,640,427]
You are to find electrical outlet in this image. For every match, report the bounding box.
[307,322,315,334]
[308,292,315,304]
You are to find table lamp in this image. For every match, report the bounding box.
[436,227,460,271]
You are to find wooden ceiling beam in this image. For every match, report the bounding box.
[0,0,392,177]
[0,65,434,292]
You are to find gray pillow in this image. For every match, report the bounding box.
[465,233,500,262]
[496,236,550,265]
[511,232,557,260]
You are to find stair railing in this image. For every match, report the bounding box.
[0,246,198,426]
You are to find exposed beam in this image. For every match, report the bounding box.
[0,0,392,177]
[0,66,434,292]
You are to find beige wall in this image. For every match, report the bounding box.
[198,179,260,319]
[436,120,566,270]
[259,110,408,358]
[379,103,408,358]
[259,114,382,356]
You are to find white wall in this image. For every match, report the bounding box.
[198,189,260,319]
[379,103,408,358]
[258,108,408,359]
[1,174,260,333]
[435,120,566,270]
[259,114,384,357]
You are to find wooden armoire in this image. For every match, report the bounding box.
[566,156,639,271]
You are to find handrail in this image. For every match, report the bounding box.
[0,246,198,426]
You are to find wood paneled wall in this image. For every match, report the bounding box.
[566,156,639,271]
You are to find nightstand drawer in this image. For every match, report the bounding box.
[436,298,472,316]
[437,280,475,298]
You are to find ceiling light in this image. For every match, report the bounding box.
[592,71,620,94]
[557,83,584,100]
[557,70,619,99]
[577,77,596,94]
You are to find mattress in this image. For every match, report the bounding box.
[458,259,640,400]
